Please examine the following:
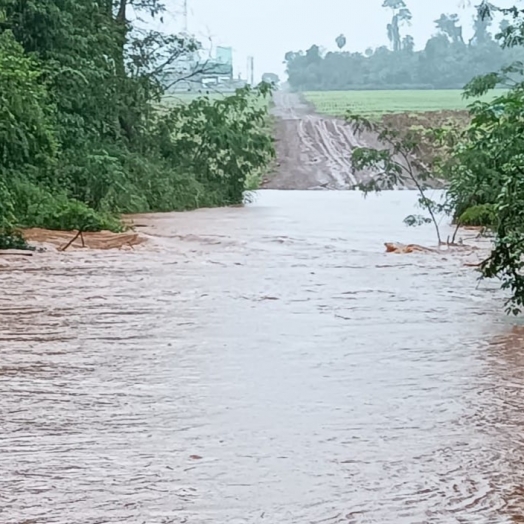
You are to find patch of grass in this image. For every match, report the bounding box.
[36,200,123,232]
[304,89,501,117]
[162,92,269,111]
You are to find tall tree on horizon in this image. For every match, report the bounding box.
[470,6,494,45]
[382,0,412,52]
[435,14,465,44]
[336,34,347,50]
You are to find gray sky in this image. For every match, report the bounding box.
[156,0,512,81]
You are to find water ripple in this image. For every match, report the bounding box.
[0,191,520,524]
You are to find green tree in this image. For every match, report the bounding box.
[283,7,521,91]
[443,3,524,314]
[402,34,415,52]
[383,0,412,52]
[470,7,493,45]
[0,28,59,246]
[435,13,465,44]
[0,0,275,245]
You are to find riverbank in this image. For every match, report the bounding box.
[3,191,490,262]
[23,228,145,251]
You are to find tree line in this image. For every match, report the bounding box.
[0,0,273,247]
[285,0,523,91]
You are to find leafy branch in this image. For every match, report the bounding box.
[348,114,444,245]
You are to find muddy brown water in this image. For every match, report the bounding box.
[2,191,524,524]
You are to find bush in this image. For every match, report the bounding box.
[0,231,30,250]
[0,2,274,250]
[34,199,122,232]
[457,204,496,227]
[9,181,122,232]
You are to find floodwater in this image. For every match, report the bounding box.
[1,191,524,524]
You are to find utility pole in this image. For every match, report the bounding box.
[182,0,188,33]
[246,56,254,86]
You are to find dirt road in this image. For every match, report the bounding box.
[264,92,426,190]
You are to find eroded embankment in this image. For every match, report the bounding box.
[0,228,145,267]
[22,228,145,251]
[264,92,447,190]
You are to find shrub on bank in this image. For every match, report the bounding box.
[0,3,274,247]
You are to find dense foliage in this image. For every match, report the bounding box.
[0,0,273,246]
[285,2,523,91]
[348,2,524,314]
[442,3,524,314]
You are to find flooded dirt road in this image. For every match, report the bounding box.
[264,93,443,191]
[2,191,524,523]
[265,92,367,190]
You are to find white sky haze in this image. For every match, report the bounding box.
[154,0,514,80]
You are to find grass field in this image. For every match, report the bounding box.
[304,89,500,117]
[163,92,223,104]
[162,91,270,110]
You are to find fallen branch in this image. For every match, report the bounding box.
[59,230,83,252]
[0,249,33,256]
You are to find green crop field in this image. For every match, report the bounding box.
[162,91,269,110]
[162,92,223,106]
[304,89,501,117]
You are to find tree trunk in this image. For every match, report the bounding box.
[114,0,127,75]
[117,0,126,22]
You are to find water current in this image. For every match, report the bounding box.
[1,190,524,524]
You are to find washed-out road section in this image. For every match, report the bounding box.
[264,92,433,190]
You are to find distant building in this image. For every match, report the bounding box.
[166,45,237,93]
[204,46,233,81]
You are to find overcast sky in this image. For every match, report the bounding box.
[153,0,514,81]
